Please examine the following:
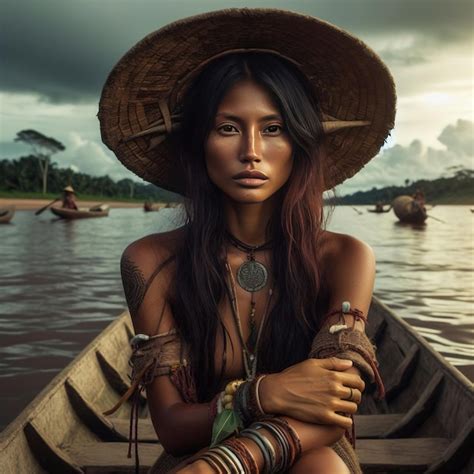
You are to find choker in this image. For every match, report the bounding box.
[226,231,271,293]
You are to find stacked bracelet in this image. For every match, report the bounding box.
[240,417,302,472]
[234,374,268,426]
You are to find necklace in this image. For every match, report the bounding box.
[226,232,271,293]
[225,259,273,380]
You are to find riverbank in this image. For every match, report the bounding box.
[0,197,143,210]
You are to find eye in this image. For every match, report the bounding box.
[217,124,239,134]
[264,124,283,134]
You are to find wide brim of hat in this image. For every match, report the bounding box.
[98,8,396,194]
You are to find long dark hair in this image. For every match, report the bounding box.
[169,52,327,402]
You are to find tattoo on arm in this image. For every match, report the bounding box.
[120,254,146,317]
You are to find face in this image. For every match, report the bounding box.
[205,79,293,204]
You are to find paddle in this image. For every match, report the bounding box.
[351,206,363,215]
[427,214,446,224]
[35,198,60,216]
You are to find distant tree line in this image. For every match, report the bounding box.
[0,155,179,202]
[330,168,474,205]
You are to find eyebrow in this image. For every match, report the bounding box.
[215,113,283,122]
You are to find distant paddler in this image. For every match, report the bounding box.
[368,201,391,213]
[62,185,79,210]
[392,195,427,224]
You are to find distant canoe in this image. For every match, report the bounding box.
[144,203,164,212]
[0,297,473,473]
[392,196,427,224]
[368,206,391,213]
[0,206,15,223]
[51,205,110,219]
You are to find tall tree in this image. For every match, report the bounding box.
[14,130,65,194]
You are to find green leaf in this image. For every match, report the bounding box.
[210,409,242,447]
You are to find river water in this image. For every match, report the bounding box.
[0,205,473,430]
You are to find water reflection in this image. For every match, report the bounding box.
[0,205,472,429]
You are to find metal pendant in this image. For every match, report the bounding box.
[237,260,268,292]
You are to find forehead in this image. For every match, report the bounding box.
[216,79,281,117]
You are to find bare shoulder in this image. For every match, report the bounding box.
[120,227,185,319]
[319,230,375,271]
[319,231,376,314]
[121,227,185,272]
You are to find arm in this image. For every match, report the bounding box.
[121,234,214,456]
[259,233,376,424]
[180,235,377,473]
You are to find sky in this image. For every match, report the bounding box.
[0,0,473,194]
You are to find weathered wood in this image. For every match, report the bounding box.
[65,378,127,442]
[2,300,474,473]
[384,344,419,401]
[355,414,403,438]
[357,438,450,472]
[110,417,159,443]
[64,442,163,473]
[384,372,444,438]
[24,421,84,474]
[426,417,474,474]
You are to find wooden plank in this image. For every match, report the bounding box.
[357,438,450,472]
[385,372,444,438]
[65,378,127,442]
[354,414,403,438]
[384,344,419,401]
[109,417,159,443]
[65,442,163,473]
[96,349,147,405]
[24,421,84,474]
[426,417,474,474]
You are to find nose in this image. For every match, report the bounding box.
[239,127,261,163]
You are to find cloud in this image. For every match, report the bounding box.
[0,0,472,102]
[54,133,135,181]
[339,119,474,193]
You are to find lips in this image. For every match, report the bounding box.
[232,170,268,180]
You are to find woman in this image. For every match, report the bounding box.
[99,9,395,473]
[62,185,78,210]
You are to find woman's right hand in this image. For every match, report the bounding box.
[260,357,365,430]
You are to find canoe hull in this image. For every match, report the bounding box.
[0,206,15,223]
[392,195,427,224]
[51,206,109,219]
[1,298,473,473]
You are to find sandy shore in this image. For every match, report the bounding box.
[0,198,143,210]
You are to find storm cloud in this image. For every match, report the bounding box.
[341,119,474,193]
[1,0,472,102]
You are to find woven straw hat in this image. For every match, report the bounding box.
[63,185,75,193]
[99,8,396,193]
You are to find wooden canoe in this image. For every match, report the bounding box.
[50,205,110,219]
[144,203,164,212]
[367,206,391,214]
[1,297,472,473]
[392,195,428,224]
[0,206,15,223]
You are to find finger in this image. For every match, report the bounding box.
[346,388,362,404]
[336,372,366,392]
[334,400,359,414]
[317,357,353,371]
[328,412,353,430]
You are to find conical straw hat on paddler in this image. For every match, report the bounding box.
[98,8,396,194]
[63,185,75,193]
